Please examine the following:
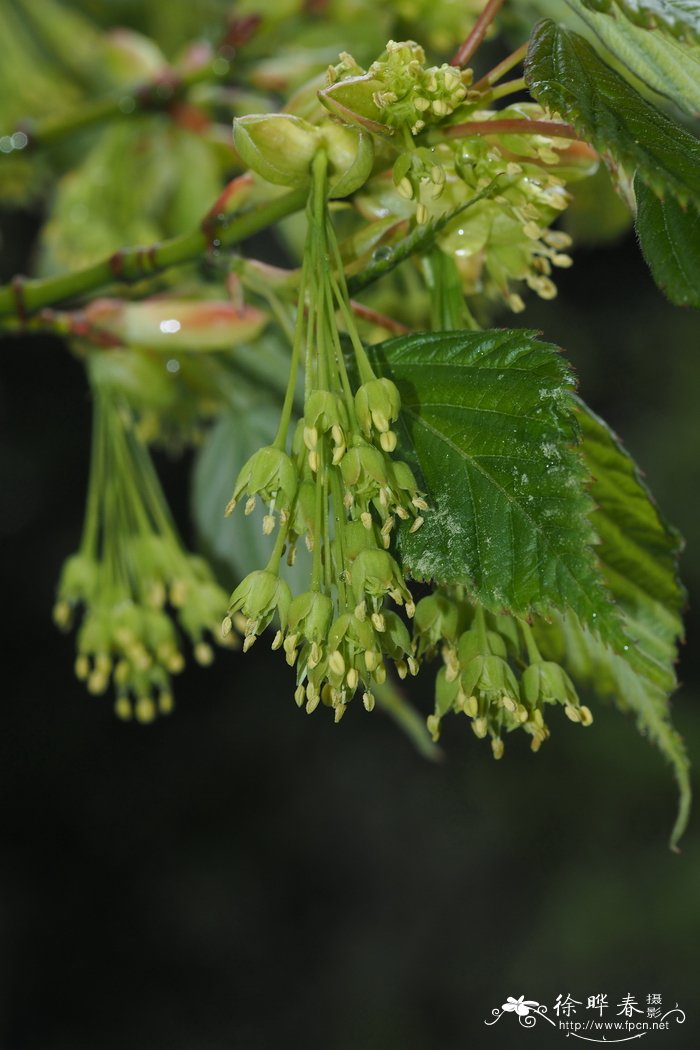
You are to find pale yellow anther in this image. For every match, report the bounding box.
[579,705,594,726]
[306,693,320,715]
[303,425,318,450]
[195,642,214,666]
[115,696,132,721]
[507,293,526,313]
[221,615,233,637]
[364,650,381,673]
[564,704,580,723]
[431,164,446,184]
[412,497,428,511]
[309,642,321,669]
[380,431,397,452]
[431,98,451,116]
[168,652,185,674]
[224,498,236,517]
[294,684,305,708]
[361,511,373,530]
[334,704,347,723]
[284,634,298,657]
[426,713,440,741]
[405,599,416,619]
[530,733,544,753]
[135,696,156,724]
[534,276,557,300]
[53,600,71,629]
[87,671,108,695]
[502,696,517,713]
[159,693,174,716]
[408,656,419,676]
[416,203,429,225]
[472,717,488,739]
[271,629,283,650]
[332,446,345,466]
[396,659,408,680]
[409,515,424,533]
[552,253,573,268]
[328,650,345,677]
[233,612,248,633]
[243,634,256,653]
[533,708,545,729]
[414,96,430,112]
[346,667,359,691]
[354,601,367,621]
[363,691,375,712]
[262,514,275,535]
[343,492,354,509]
[411,120,425,134]
[396,506,409,520]
[371,612,386,633]
[464,695,478,718]
[244,496,257,516]
[75,654,90,680]
[397,177,414,200]
[308,451,320,473]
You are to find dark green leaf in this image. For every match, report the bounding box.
[562,0,700,117]
[580,0,700,42]
[525,19,700,205]
[535,404,689,848]
[635,176,700,306]
[368,329,622,643]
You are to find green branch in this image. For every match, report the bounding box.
[0,187,307,322]
[10,55,234,150]
[347,177,503,296]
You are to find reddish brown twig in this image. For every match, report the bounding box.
[450,0,506,67]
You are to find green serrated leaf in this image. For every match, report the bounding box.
[580,0,700,42]
[578,402,685,670]
[368,329,622,643]
[539,613,690,847]
[635,176,700,306]
[525,19,700,205]
[562,0,700,116]
[535,404,688,848]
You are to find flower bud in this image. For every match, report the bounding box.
[287,590,334,643]
[354,377,401,438]
[233,114,321,187]
[228,570,292,633]
[324,125,375,199]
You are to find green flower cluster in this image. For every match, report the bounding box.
[328,40,469,135]
[224,151,424,720]
[357,108,588,310]
[415,595,593,757]
[54,371,235,721]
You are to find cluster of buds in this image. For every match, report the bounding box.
[223,144,428,718]
[357,120,586,308]
[324,41,469,136]
[416,599,593,758]
[54,377,236,720]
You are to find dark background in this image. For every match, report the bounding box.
[2,11,700,1050]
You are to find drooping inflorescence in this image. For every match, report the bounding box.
[54,360,237,721]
